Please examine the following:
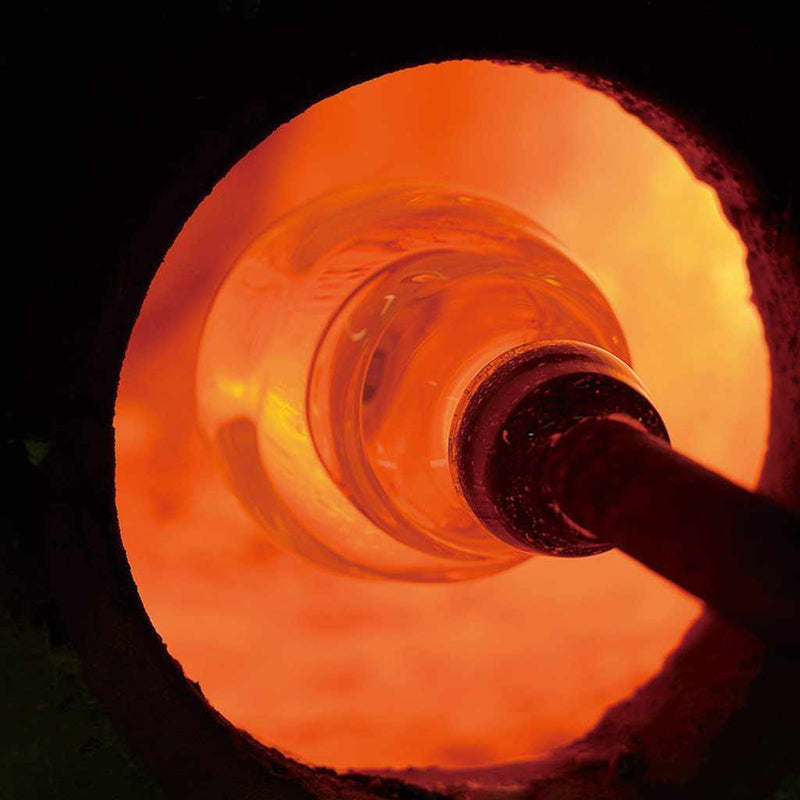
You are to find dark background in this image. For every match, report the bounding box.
[3,4,799,798]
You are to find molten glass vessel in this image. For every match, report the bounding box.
[197,183,630,580]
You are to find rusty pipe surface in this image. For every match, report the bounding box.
[452,342,800,648]
[543,418,800,648]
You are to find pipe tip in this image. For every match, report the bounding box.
[449,341,669,556]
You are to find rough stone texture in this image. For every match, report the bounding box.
[4,6,800,800]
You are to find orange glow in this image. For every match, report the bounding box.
[197,183,630,579]
[115,62,769,770]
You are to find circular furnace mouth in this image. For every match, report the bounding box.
[9,22,800,800]
[116,58,769,783]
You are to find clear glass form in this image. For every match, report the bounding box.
[196,183,630,581]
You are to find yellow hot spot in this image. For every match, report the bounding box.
[262,390,306,443]
[215,376,251,401]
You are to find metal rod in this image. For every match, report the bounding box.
[544,418,800,647]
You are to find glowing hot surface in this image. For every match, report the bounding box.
[116,61,768,771]
[198,184,629,579]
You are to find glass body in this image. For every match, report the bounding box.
[196,183,629,580]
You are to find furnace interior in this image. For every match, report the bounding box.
[115,61,769,772]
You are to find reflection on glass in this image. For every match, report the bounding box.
[197,183,629,580]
